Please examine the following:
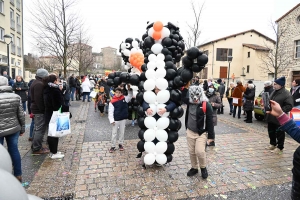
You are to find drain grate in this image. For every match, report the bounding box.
[43,195,73,200]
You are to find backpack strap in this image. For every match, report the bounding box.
[202,101,206,113]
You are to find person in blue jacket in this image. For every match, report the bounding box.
[267,100,300,199]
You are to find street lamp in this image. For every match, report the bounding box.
[4,34,12,77]
[227,55,233,87]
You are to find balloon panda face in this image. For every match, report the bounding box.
[189,85,207,104]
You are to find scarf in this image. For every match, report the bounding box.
[48,82,59,88]
[15,81,23,88]
[292,86,300,95]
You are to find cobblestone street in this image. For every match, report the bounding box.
[18,99,299,199]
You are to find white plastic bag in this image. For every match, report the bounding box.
[90,91,97,98]
[48,112,71,137]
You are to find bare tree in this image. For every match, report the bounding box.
[29,0,82,78]
[186,0,205,49]
[259,21,292,79]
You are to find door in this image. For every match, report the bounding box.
[219,67,227,79]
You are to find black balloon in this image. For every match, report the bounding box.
[113,77,121,86]
[170,106,184,118]
[119,72,128,83]
[165,143,175,154]
[168,80,174,90]
[167,46,176,51]
[142,33,148,40]
[165,69,177,80]
[177,67,184,75]
[180,68,193,82]
[164,55,173,62]
[165,61,174,69]
[129,74,139,85]
[136,91,144,105]
[125,38,133,44]
[197,54,208,66]
[139,72,147,81]
[191,64,202,72]
[133,99,139,106]
[144,37,155,48]
[172,39,178,47]
[173,76,185,87]
[128,105,132,112]
[182,56,193,68]
[137,105,145,117]
[161,48,172,56]
[137,140,145,152]
[138,129,145,140]
[166,154,173,163]
[141,64,147,72]
[115,71,122,77]
[187,47,200,59]
[138,117,146,129]
[138,81,144,91]
[170,89,182,104]
[108,72,115,79]
[107,78,114,86]
[168,119,181,131]
[144,57,149,64]
[146,22,154,29]
[162,37,172,47]
[168,131,179,143]
[178,41,185,51]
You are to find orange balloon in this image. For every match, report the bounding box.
[153,31,161,40]
[153,21,163,31]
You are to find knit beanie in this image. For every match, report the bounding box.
[0,76,8,86]
[274,76,285,86]
[247,80,253,84]
[36,68,49,78]
[217,79,222,83]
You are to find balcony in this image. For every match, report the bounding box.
[17,24,21,33]
[11,44,16,54]
[10,19,15,30]
[16,0,20,10]
[10,0,14,6]
[17,47,21,56]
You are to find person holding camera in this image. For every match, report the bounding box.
[12,75,28,114]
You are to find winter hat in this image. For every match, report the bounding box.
[0,76,8,86]
[264,81,272,87]
[274,76,286,86]
[247,80,253,84]
[36,68,49,78]
[217,79,222,83]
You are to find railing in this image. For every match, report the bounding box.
[10,0,14,5]
[17,24,21,33]
[17,47,21,56]
[10,19,15,30]
[16,0,20,10]
[11,44,16,54]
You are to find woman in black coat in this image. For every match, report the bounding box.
[12,76,28,114]
[243,84,255,123]
[43,75,64,159]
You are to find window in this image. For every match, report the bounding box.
[247,65,250,73]
[16,14,20,24]
[247,52,250,58]
[0,1,4,13]
[216,48,233,61]
[0,28,4,41]
[296,40,300,58]
[11,58,15,65]
[11,34,14,43]
[10,9,15,30]
[17,37,20,46]
[10,9,14,20]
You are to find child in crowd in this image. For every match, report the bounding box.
[93,85,100,112]
[108,88,128,153]
[96,86,107,116]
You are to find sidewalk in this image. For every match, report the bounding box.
[23,99,298,199]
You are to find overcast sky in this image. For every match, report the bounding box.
[23,0,299,55]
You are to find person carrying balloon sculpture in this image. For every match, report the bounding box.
[206,84,222,147]
[184,85,214,179]
[108,87,128,153]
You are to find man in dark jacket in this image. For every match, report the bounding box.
[68,74,76,101]
[264,81,274,95]
[243,84,255,123]
[30,68,50,155]
[217,78,225,114]
[290,79,300,108]
[265,76,293,154]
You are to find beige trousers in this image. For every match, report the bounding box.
[186,128,207,168]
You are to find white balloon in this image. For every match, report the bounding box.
[144,79,156,91]
[121,43,126,50]
[123,49,130,56]
[156,154,167,165]
[144,129,156,142]
[155,39,162,43]
[151,43,163,55]
[131,86,138,91]
[156,129,168,142]
[148,27,154,38]
[130,48,138,54]
[0,169,29,200]
[156,60,165,69]
[133,91,137,98]
[147,61,156,70]
[144,142,156,153]
[28,194,43,200]
[155,68,166,79]
[156,90,170,104]
[0,144,12,173]
[144,116,157,129]
[155,142,168,154]
[146,104,157,117]
[145,69,156,80]
[126,63,132,67]
[132,41,139,48]
[144,153,156,165]
[148,54,157,62]
[124,65,129,70]
[143,91,157,104]
[161,27,170,38]
[138,49,143,54]
[156,78,168,90]
[157,104,169,117]
[157,117,169,129]
[157,53,165,61]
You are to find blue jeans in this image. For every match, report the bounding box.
[30,118,34,138]
[22,101,26,113]
[82,92,90,102]
[32,114,46,152]
[228,98,233,113]
[0,132,22,176]
[233,106,241,118]
[70,87,76,101]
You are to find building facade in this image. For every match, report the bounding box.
[276,3,300,88]
[196,29,275,84]
[92,47,122,74]
[0,0,23,79]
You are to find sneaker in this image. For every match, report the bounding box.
[24,111,26,115]
[32,148,50,155]
[271,148,283,154]
[50,153,65,159]
[119,144,124,151]
[109,147,116,153]
[201,167,208,179]
[187,168,198,176]
[265,145,276,150]
[207,141,215,146]
[131,121,135,126]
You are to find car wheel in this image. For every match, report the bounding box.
[255,113,264,121]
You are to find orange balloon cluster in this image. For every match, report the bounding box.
[129,52,144,72]
[152,21,163,40]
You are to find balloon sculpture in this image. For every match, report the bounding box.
[110,21,208,166]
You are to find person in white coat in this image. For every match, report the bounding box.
[81,77,91,102]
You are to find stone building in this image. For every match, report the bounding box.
[92,47,122,74]
[276,3,300,88]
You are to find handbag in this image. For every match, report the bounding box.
[90,91,97,98]
[48,111,71,137]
